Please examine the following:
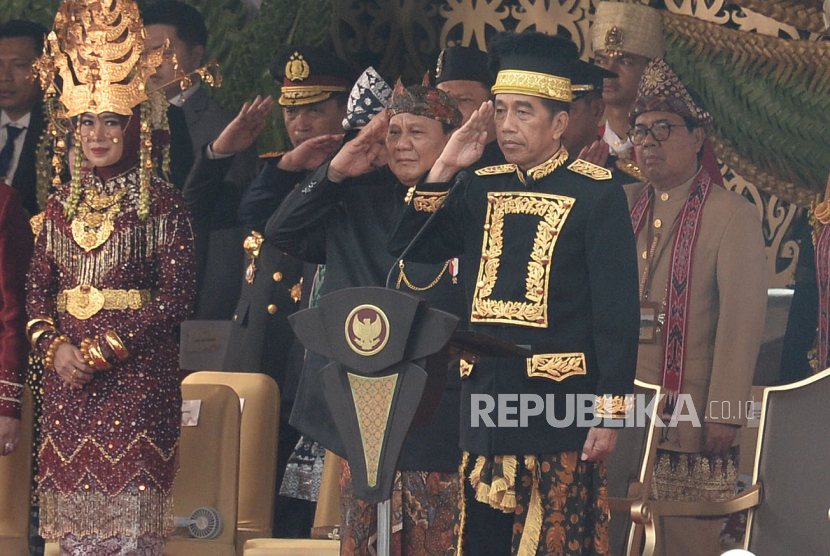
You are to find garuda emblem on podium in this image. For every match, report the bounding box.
[346,305,390,356]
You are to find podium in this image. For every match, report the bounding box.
[289,286,529,555]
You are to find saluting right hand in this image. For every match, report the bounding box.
[327,110,390,183]
[279,134,344,173]
[428,101,494,183]
[211,95,276,156]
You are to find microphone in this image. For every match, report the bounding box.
[385,171,468,289]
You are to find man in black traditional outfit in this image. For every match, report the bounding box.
[389,32,640,556]
[266,75,469,555]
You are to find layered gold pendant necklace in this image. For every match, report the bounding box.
[71,186,129,251]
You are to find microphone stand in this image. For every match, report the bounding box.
[385,171,468,289]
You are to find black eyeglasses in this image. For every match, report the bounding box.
[627,121,686,145]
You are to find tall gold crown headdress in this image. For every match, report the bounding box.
[38,0,163,117]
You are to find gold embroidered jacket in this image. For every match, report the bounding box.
[390,151,640,456]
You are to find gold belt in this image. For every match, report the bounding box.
[57,285,154,320]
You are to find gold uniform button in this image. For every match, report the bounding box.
[654,219,662,228]
[660,192,669,201]
[267,304,278,314]
[642,251,648,259]
[272,272,283,282]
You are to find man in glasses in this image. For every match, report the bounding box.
[625,59,766,556]
[590,0,723,185]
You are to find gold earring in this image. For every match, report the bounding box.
[112,137,119,143]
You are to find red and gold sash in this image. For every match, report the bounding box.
[630,170,713,416]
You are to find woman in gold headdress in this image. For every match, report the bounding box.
[25,1,196,554]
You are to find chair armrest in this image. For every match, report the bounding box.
[648,483,762,518]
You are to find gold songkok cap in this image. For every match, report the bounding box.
[592,1,664,59]
[488,32,580,103]
[38,0,164,117]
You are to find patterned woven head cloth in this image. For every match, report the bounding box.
[342,66,393,131]
[629,58,714,132]
[388,74,462,130]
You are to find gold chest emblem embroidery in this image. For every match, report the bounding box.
[471,192,575,327]
[285,52,310,81]
[345,304,390,356]
[71,188,127,251]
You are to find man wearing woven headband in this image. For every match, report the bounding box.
[391,31,639,556]
[266,76,468,554]
[625,58,766,556]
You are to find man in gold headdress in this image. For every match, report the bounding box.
[590,0,724,185]
[625,58,766,556]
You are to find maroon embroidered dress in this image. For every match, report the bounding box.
[27,168,195,542]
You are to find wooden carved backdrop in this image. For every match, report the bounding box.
[331,0,829,287]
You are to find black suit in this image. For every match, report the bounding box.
[8,102,46,215]
[389,153,640,456]
[178,86,259,320]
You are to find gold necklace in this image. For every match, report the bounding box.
[396,259,450,292]
[71,187,128,251]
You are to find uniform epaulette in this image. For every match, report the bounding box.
[615,157,646,182]
[30,212,44,240]
[475,163,517,177]
[259,151,288,160]
[567,159,612,180]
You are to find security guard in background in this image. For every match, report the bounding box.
[201,45,356,536]
[434,45,504,168]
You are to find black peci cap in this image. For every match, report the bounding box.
[435,45,494,87]
[571,59,617,99]
[487,32,580,103]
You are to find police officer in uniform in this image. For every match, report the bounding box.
[200,45,355,536]
[390,32,640,556]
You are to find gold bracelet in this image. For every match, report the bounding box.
[86,338,112,371]
[103,330,129,362]
[814,200,830,225]
[44,334,71,370]
[30,325,57,349]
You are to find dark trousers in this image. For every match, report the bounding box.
[460,457,514,556]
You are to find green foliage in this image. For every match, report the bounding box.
[5,0,333,152]
[666,39,830,196]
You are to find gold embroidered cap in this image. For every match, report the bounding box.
[591,1,664,59]
[488,32,579,103]
[270,46,355,107]
[629,58,713,132]
[37,0,164,117]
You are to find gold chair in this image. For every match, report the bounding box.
[167,383,241,556]
[606,380,663,556]
[640,367,830,555]
[242,450,342,556]
[0,387,34,556]
[183,372,280,554]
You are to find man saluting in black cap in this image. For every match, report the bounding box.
[391,32,640,556]
[434,45,504,168]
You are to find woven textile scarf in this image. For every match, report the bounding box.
[815,223,830,370]
[630,170,713,417]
